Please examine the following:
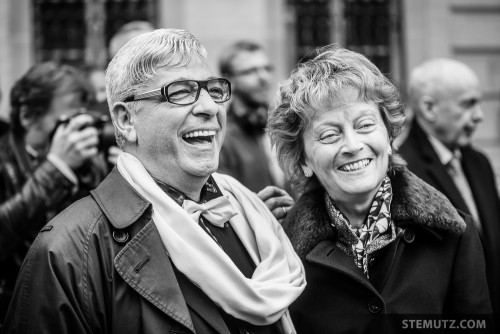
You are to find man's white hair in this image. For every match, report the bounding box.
[408,58,477,113]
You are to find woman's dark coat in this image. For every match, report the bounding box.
[284,168,492,334]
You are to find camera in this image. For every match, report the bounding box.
[50,110,116,154]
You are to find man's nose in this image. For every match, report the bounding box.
[257,67,272,82]
[472,105,484,123]
[192,89,219,117]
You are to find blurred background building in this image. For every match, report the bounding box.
[1,0,499,182]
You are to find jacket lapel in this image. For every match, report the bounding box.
[92,168,229,333]
[306,240,381,298]
[460,147,488,221]
[114,221,196,333]
[174,266,230,334]
[407,122,470,213]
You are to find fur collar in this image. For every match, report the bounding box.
[283,167,466,259]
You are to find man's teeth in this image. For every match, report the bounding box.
[183,130,216,138]
[339,159,370,172]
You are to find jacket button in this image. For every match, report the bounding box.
[403,229,415,243]
[113,230,129,243]
[368,298,383,314]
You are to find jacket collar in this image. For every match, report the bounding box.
[91,167,151,229]
[283,167,466,259]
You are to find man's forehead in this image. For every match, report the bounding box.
[151,60,215,85]
[231,50,270,68]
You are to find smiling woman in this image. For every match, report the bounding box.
[267,44,493,333]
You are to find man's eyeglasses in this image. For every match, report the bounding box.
[124,78,231,106]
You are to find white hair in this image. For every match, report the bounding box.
[408,58,477,113]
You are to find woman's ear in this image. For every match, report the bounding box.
[301,163,313,178]
[111,102,137,143]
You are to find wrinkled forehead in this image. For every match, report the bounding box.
[150,57,213,86]
[308,85,376,115]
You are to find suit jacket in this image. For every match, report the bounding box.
[3,168,236,334]
[399,120,500,315]
[283,167,492,334]
[218,119,275,193]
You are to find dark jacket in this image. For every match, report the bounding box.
[4,168,253,334]
[218,113,276,193]
[0,131,107,323]
[283,168,492,334]
[399,120,500,315]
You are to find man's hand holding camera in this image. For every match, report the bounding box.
[49,113,100,170]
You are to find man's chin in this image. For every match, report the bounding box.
[187,163,218,178]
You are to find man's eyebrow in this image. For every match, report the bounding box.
[159,76,219,86]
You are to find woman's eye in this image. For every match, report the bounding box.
[319,131,339,142]
[358,122,375,130]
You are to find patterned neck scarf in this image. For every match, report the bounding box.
[325,176,396,278]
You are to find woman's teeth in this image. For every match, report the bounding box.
[339,159,370,172]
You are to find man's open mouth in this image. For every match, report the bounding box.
[182,130,216,144]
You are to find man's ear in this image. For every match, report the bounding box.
[19,106,34,130]
[418,95,438,122]
[111,102,137,143]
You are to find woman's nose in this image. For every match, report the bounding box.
[340,129,364,155]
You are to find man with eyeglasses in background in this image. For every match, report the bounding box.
[218,41,294,222]
[3,29,306,334]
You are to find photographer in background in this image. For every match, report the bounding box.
[0,62,109,325]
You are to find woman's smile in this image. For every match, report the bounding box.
[338,158,372,172]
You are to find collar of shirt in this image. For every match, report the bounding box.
[25,144,40,160]
[426,134,460,165]
[153,175,222,206]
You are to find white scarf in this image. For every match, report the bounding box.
[117,153,305,333]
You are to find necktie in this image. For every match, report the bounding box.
[183,196,238,227]
[447,154,482,235]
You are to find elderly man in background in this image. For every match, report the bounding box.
[399,58,500,317]
[3,28,305,334]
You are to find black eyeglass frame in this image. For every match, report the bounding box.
[124,78,231,105]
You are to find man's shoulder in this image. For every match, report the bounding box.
[462,145,490,162]
[32,195,107,255]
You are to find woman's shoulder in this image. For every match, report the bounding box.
[283,188,335,259]
[391,167,466,234]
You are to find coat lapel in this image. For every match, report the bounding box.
[306,240,382,297]
[406,122,470,213]
[92,168,229,334]
[173,265,230,334]
[461,147,487,221]
[114,221,195,333]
